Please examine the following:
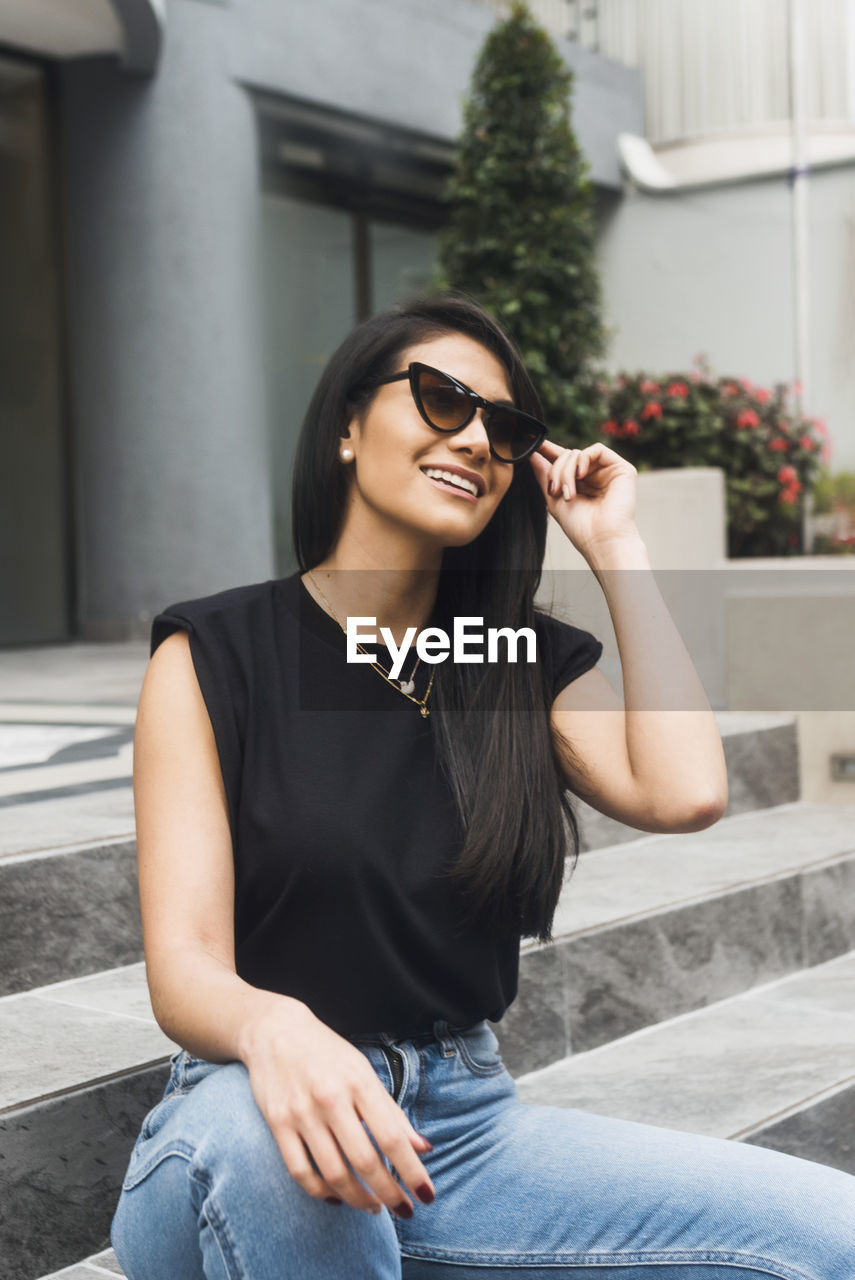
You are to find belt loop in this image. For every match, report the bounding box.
[433,1018,456,1057]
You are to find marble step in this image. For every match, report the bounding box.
[33,952,855,1280]
[0,713,801,999]
[498,799,855,1075]
[0,836,140,998]
[516,948,855,1177]
[37,1251,123,1280]
[577,711,799,850]
[0,965,173,1280]
[6,798,855,1277]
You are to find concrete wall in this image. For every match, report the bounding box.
[538,467,729,707]
[55,0,642,639]
[596,165,855,469]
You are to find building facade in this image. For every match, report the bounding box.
[0,0,641,645]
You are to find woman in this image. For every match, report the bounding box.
[112,294,855,1278]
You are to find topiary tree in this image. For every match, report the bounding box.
[435,0,608,443]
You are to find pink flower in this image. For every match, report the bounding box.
[812,418,828,437]
[741,378,754,393]
[799,434,814,450]
[722,382,741,396]
[623,419,641,436]
[780,485,801,505]
[768,438,789,452]
[641,401,663,420]
[737,410,760,429]
[602,419,619,436]
[667,381,689,398]
[640,379,660,395]
[755,388,771,404]
[777,465,798,484]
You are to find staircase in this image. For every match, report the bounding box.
[3,691,855,1280]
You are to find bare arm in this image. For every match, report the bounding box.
[530,442,728,833]
[134,630,282,1060]
[134,630,434,1215]
[550,535,728,832]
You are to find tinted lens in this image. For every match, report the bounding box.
[417,368,472,429]
[486,407,543,461]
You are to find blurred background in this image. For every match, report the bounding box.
[3,0,855,645]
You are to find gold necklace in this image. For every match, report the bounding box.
[305,571,436,718]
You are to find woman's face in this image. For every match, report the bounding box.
[342,333,517,553]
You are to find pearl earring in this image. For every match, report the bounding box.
[340,446,354,462]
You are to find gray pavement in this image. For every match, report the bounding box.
[0,642,146,859]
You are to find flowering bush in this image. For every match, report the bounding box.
[593,356,830,557]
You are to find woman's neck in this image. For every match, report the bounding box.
[305,543,441,646]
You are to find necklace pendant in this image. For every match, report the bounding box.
[400,679,415,695]
[420,704,430,717]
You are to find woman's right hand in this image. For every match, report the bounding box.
[240,994,436,1217]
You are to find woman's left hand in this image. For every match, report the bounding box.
[529,441,639,557]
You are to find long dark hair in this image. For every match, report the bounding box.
[292,293,590,942]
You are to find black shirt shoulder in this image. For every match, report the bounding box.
[150,578,274,658]
[534,609,603,702]
[148,579,276,845]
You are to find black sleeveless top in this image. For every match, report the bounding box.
[150,573,602,1037]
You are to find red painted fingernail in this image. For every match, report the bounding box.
[325,1196,343,1205]
[416,1182,435,1204]
[394,1201,414,1219]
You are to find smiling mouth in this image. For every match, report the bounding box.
[420,467,482,500]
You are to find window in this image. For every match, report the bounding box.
[257,94,451,574]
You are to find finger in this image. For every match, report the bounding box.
[299,1118,391,1214]
[550,449,580,500]
[527,449,553,496]
[351,1091,437,1206]
[534,438,563,462]
[277,1127,363,1208]
[325,1106,419,1217]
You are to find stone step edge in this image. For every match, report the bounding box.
[6,836,855,1109]
[37,1251,120,1280]
[539,842,855,947]
[0,834,135,868]
[517,949,855,1083]
[1,715,799,865]
[1,794,819,870]
[0,1053,172,1120]
[731,1070,855,1143]
[513,949,855,1135]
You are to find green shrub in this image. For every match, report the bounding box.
[436,0,607,440]
[811,468,855,514]
[594,358,830,557]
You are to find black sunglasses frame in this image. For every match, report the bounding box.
[361,362,548,463]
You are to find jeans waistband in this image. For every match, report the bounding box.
[348,1017,483,1049]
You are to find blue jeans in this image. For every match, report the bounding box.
[111,1019,855,1278]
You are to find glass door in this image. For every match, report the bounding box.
[0,56,68,645]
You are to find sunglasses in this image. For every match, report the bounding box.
[361,362,548,463]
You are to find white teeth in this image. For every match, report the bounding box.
[423,467,479,497]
